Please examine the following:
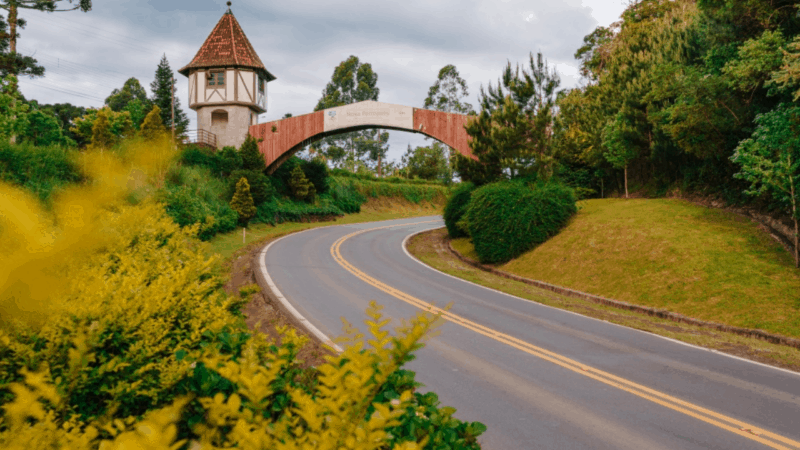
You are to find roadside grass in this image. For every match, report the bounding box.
[453,198,800,339]
[411,229,800,372]
[206,197,443,263]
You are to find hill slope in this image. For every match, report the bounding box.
[453,198,800,338]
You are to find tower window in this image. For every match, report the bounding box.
[211,110,228,126]
[208,70,225,87]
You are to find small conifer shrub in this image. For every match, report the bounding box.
[229,177,256,226]
[288,165,316,201]
[140,105,166,141]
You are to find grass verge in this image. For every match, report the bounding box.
[409,228,800,372]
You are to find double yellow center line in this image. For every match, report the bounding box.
[330,222,800,450]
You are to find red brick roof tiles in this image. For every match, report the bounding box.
[179,11,275,80]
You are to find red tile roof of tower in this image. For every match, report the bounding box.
[178,10,276,80]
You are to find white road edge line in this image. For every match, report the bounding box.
[256,215,441,355]
[400,226,800,378]
[259,227,344,353]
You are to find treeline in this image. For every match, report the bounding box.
[456,0,800,205]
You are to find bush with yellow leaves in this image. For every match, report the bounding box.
[0,141,486,449]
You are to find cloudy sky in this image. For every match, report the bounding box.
[13,0,626,162]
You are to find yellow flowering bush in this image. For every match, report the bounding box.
[0,142,486,449]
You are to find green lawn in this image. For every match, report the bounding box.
[453,198,800,339]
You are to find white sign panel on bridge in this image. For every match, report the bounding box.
[323,101,414,133]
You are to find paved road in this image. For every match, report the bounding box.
[259,216,800,449]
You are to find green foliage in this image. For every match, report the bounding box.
[161,165,238,240]
[424,64,474,114]
[402,142,452,183]
[288,165,315,201]
[71,107,134,148]
[219,145,243,177]
[228,169,274,206]
[229,177,257,226]
[329,168,446,186]
[239,134,265,171]
[464,181,577,264]
[150,54,189,134]
[21,109,74,147]
[0,145,486,449]
[731,103,800,265]
[311,55,384,167]
[443,182,475,238]
[301,158,330,195]
[334,176,449,204]
[90,107,120,150]
[0,75,28,142]
[254,198,344,225]
[105,77,150,114]
[466,51,561,180]
[0,141,83,203]
[140,105,166,141]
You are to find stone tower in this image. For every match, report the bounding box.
[178,3,276,149]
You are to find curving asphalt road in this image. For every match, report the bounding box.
[258,216,800,450]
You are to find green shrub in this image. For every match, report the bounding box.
[162,165,238,240]
[0,141,84,204]
[334,176,449,204]
[301,158,330,195]
[465,181,577,264]
[271,156,302,197]
[228,169,275,206]
[443,182,475,238]
[180,145,223,175]
[219,145,243,177]
[254,199,343,225]
[326,178,367,214]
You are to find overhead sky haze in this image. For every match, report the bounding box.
[13,0,627,162]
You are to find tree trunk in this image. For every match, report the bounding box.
[600,178,604,199]
[624,164,629,199]
[9,4,17,54]
[377,154,382,178]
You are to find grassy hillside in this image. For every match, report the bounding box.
[452,198,800,338]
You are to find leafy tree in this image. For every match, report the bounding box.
[150,54,189,135]
[0,75,28,142]
[463,51,561,181]
[33,101,86,142]
[218,145,243,177]
[105,77,149,111]
[140,105,166,141]
[229,177,256,227]
[401,142,451,182]
[0,13,42,78]
[769,36,800,101]
[601,111,640,198]
[288,164,315,201]
[22,108,74,146]
[70,107,134,148]
[311,55,381,168]
[89,107,116,150]
[239,134,265,171]
[731,104,800,267]
[574,26,614,82]
[229,169,274,206]
[424,65,474,114]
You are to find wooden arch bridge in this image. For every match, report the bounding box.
[248,100,477,173]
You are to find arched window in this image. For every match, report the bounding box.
[211,110,228,126]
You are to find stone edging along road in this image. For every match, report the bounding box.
[442,236,800,351]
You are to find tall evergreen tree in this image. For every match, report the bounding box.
[0,0,90,76]
[310,55,381,169]
[424,65,474,114]
[150,54,188,136]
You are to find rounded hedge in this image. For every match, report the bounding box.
[465,181,577,264]
[443,182,475,238]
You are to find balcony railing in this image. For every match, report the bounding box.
[182,129,218,149]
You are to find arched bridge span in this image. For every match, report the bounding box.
[248,100,476,174]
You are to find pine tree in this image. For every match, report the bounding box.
[150,54,189,135]
[288,165,315,201]
[240,134,265,171]
[140,105,166,141]
[90,107,115,150]
[229,177,257,227]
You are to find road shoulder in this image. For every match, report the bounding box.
[406,227,800,374]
